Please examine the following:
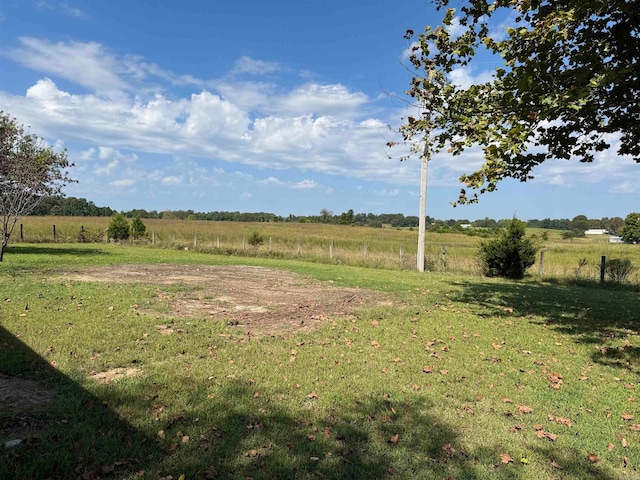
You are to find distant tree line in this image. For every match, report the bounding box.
[28,196,627,235]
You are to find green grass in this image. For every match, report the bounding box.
[1,244,640,479]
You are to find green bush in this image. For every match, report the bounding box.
[130,216,146,239]
[477,218,538,279]
[107,213,130,241]
[247,230,264,248]
[605,258,636,283]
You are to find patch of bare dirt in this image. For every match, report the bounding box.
[89,368,144,384]
[63,264,393,335]
[0,372,54,411]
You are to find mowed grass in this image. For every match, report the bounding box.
[1,244,640,479]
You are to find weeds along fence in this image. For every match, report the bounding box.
[12,217,640,283]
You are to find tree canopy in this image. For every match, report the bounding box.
[0,111,73,261]
[402,0,639,203]
[621,213,640,244]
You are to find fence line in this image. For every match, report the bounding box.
[11,223,640,283]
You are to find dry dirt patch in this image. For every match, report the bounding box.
[0,373,54,411]
[64,264,392,335]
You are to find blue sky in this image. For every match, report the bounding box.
[0,0,637,220]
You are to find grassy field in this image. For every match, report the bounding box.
[13,216,640,284]
[1,243,640,479]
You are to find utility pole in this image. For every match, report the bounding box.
[417,114,431,272]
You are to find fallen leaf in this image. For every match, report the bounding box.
[518,405,533,414]
[423,366,432,374]
[307,391,319,399]
[555,417,572,427]
[158,430,165,439]
[500,453,513,464]
[439,369,448,376]
[607,443,615,451]
[587,453,599,463]
[551,460,563,469]
[502,398,513,404]
[389,434,399,444]
[622,413,635,421]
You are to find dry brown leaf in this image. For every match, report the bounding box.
[502,398,513,404]
[622,413,635,421]
[533,424,544,431]
[423,366,432,374]
[389,434,399,444]
[607,443,615,451]
[500,453,513,464]
[518,405,533,414]
[587,453,599,463]
[307,391,319,399]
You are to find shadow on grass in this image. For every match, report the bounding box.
[160,382,485,479]
[0,325,164,480]
[5,245,109,257]
[450,278,640,375]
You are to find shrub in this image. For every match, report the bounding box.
[107,213,130,241]
[247,230,264,248]
[130,216,146,239]
[477,218,538,279]
[605,258,636,283]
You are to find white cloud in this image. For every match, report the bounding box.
[6,38,128,92]
[1,36,635,196]
[231,56,281,76]
[110,178,135,187]
[257,176,319,190]
[449,66,495,89]
[161,176,182,186]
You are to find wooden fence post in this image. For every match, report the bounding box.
[400,244,404,263]
[242,236,246,251]
[53,224,56,241]
[20,224,23,241]
[217,235,220,248]
[297,240,301,256]
[152,231,155,245]
[363,243,367,260]
[600,255,606,283]
[538,251,545,277]
[269,237,273,252]
[194,234,197,249]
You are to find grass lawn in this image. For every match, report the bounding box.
[1,243,639,479]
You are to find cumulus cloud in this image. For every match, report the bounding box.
[2,35,632,196]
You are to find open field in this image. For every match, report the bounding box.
[1,244,640,479]
[13,216,640,284]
